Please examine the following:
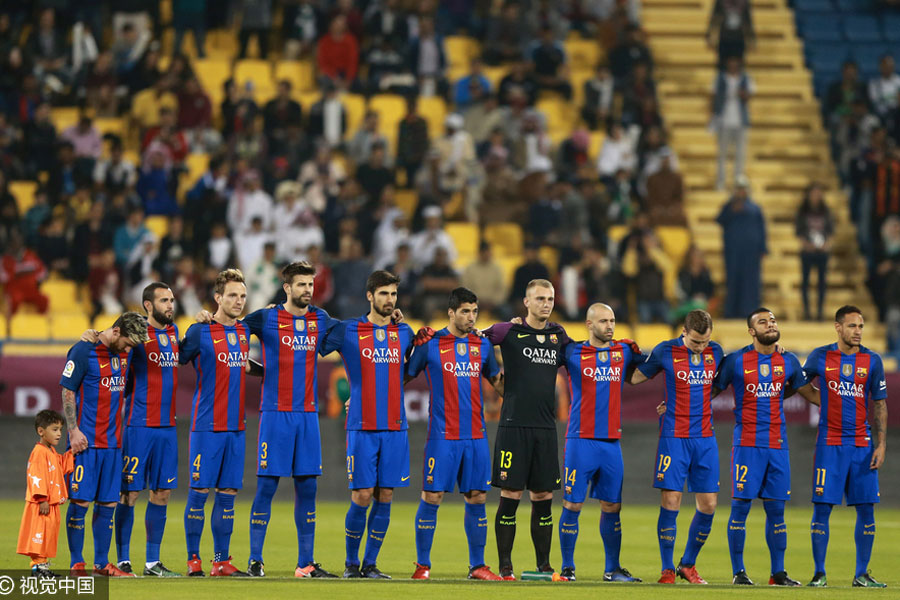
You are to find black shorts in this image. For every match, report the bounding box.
[492,426,560,492]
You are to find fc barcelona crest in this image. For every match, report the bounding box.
[295,319,305,332]
[227,332,237,345]
[704,353,714,364]
[239,334,247,344]
[71,483,78,492]
[470,345,480,356]
[612,351,622,362]
[550,334,558,344]
[736,482,744,492]
[773,365,783,376]
[457,343,467,356]
[170,335,177,345]
[760,364,770,377]
[691,354,701,366]
[308,320,317,331]
[426,475,434,484]
[536,335,546,344]
[126,474,134,484]
[376,329,386,342]
[111,357,120,370]
[260,460,267,469]
[158,334,169,347]
[842,364,853,377]
[857,367,868,378]
[389,330,398,341]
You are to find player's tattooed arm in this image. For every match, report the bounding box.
[62,388,88,453]
[488,373,504,396]
[871,399,887,470]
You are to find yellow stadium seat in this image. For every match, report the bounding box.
[0,314,7,337]
[177,315,197,336]
[10,313,51,339]
[445,222,480,262]
[565,39,603,71]
[145,215,170,239]
[539,246,559,276]
[194,59,232,102]
[417,96,447,139]
[368,94,407,149]
[51,107,79,132]
[94,117,126,139]
[608,225,629,246]
[40,278,77,312]
[342,93,367,140]
[297,91,322,112]
[274,60,315,93]
[482,66,509,90]
[655,226,692,265]
[483,222,523,257]
[570,69,593,109]
[51,313,91,341]
[444,36,480,69]
[186,153,209,181]
[234,59,273,92]
[614,323,633,341]
[206,29,238,60]
[394,189,418,219]
[589,131,606,159]
[92,313,121,329]
[10,180,37,213]
[497,256,520,289]
[536,97,575,134]
[634,324,676,349]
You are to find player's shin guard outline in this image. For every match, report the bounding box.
[811,502,832,574]
[763,499,786,575]
[211,492,236,562]
[114,502,134,564]
[249,476,278,563]
[681,510,713,566]
[727,499,751,575]
[657,507,678,572]
[344,501,368,566]
[531,499,553,568]
[184,489,208,560]
[495,496,520,569]
[294,476,317,567]
[92,504,115,568]
[362,501,391,567]
[854,503,875,578]
[145,501,167,565]
[415,499,439,567]
[559,507,580,570]
[66,503,88,566]
[464,501,487,568]
[599,510,622,573]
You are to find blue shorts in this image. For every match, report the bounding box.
[68,447,122,504]
[257,411,322,477]
[188,430,245,490]
[563,438,624,504]
[812,444,880,505]
[731,446,790,500]
[653,436,719,493]
[422,437,491,493]
[346,430,410,490]
[122,426,178,492]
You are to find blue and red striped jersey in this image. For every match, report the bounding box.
[322,316,414,431]
[59,341,131,449]
[407,328,501,441]
[564,340,645,440]
[125,323,179,427]
[180,321,251,432]
[715,345,808,449]
[637,337,724,438]
[803,344,887,447]
[243,305,339,412]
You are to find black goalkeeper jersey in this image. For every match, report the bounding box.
[484,321,570,428]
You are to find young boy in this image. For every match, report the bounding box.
[17,410,74,578]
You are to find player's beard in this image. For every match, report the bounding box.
[151,306,174,326]
[290,294,311,310]
[757,330,780,345]
[592,326,614,343]
[374,301,394,318]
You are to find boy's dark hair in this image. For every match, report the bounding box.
[835,305,863,323]
[282,261,316,284]
[142,282,171,307]
[448,287,478,310]
[684,309,713,334]
[35,409,64,431]
[366,270,400,294]
[746,307,773,329]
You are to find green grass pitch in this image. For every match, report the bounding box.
[2,500,897,598]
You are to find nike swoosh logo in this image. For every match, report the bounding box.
[864,523,875,528]
[673,358,686,363]
[100,363,109,369]
[826,367,838,371]
[189,508,202,512]
[213,338,224,343]
[224,508,234,513]
[401,476,410,481]
[660,527,675,532]
[167,477,176,483]
[555,478,561,484]
[440,348,453,354]
[359,335,371,340]
[562,523,575,526]
[252,512,266,516]
[744,369,756,374]
[517,334,530,338]
[307,511,315,516]
[279,324,291,328]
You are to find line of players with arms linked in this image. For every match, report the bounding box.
[16,259,889,587]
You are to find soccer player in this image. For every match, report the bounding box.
[180,269,252,577]
[113,282,181,577]
[242,261,339,578]
[630,309,724,584]
[483,279,570,581]
[714,308,812,586]
[322,270,415,579]
[799,305,888,588]
[558,303,644,583]
[406,287,504,581]
[61,312,149,577]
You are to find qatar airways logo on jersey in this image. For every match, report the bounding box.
[583,366,622,382]
[676,369,715,385]
[523,347,557,365]
[217,350,249,368]
[362,347,401,364]
[281,335,317,352]
[147,350,179,368]
[101,375,126,392]
[746,381,782,397]
[828,379,866,398]
[443,361,481,377]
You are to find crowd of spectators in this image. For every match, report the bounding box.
[0,0,708,327]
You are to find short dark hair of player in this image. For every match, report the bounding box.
[746,307,773,329]
[282,261,316,284]
[366,270,400,294]
[525,279,553,293]
[142,282,171,308]
[113,311,151,345]
[448,287,478,310]
[835,305,863,323]
[214,268,245,296]
[34,409,64,431]
[684,309,713,334]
